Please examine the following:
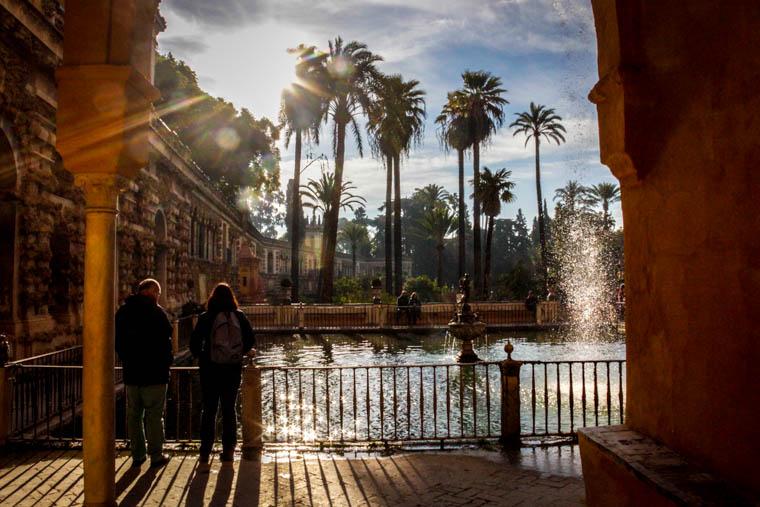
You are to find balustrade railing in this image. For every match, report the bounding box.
[239,301,563,331]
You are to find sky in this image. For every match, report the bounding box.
[158,0,622,229]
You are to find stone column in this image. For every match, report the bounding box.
[77,174,122,507]
[241,361,263,458]
[499,342,522,447]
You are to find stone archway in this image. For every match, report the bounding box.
[154,209,168,306]
[582,1,760,502]
[0,126,18,325]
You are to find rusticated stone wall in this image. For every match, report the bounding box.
[0,1,276,357]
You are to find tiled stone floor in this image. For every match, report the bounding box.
[0,446,585,506]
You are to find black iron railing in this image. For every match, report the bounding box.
[259,359,625,444]
[4,358,624,445]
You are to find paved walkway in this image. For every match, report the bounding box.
[0,446,585,506]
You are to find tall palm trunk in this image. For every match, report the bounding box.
[319,121,346,302]
[290,129,302,302]
[534,137,547,290]
[351,244,357,276]
[483,215,494,299]
[602,200,610,229]
[436,244,444,286]
[393,153,402,295]
[472,142,482,296]
[385,156,393,294]
[457,148,465,279]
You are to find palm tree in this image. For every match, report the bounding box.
[367,76,401,296]
[473,167,515,297]
[510,102,566,289]
[451,71,508,295]
[301,171,367,219]
[436,95,472,279]
[367,74,425,295]
[416,204,456,285]
[280,44,326,302]
[554,180,590,212]
[585,182,621,226]
[319,37,382,301]
[338,221,369,276]
[414,183,449,210]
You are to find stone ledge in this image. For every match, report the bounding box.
[579,425,753,506]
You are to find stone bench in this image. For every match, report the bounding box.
[579,425,753,506]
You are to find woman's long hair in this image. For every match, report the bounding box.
[206,283,239,314]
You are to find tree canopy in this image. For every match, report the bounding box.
[155,53,281,205]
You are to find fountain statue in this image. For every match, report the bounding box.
[448,274,486,363]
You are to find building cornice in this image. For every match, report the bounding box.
[0,0,63,66]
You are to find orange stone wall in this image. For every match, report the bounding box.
[591,0,760,494]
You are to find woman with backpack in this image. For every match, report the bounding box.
[190,283,255,464]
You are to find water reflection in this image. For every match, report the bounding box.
[254,331,625,368]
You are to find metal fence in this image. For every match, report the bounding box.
[7,365,201,442]
[259,359,625,444]
[4,355,624,445]
[5,313,194,442]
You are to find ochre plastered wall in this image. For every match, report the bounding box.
[591,0,760,493]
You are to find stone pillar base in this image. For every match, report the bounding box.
[579,426,749,506]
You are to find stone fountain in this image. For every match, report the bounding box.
[448,274,486,363]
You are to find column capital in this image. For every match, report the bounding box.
[75,173,126,210]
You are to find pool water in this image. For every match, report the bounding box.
[253,330,626,367]
[251,331,626,442]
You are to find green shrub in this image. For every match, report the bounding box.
[403,275,444,302]
[333,277,370,304]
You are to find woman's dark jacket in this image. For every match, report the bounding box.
[190,309,255,364]
[115,294,174,385]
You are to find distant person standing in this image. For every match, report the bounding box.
[396,290,410,325]
[190,283,255,465]
[524,290,539,320]
[409,292,422,325]
[115,278,173,468]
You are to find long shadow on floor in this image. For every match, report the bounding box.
[119,467,160,505]
[232,455,262,505]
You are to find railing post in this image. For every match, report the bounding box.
[298,303,305,329]
[0,337,12,446]
[500,341,522,448]
[241,358,263,459]
[171,320,179,355]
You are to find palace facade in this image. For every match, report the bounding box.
[0,1,407,359]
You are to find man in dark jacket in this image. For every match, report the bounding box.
[116,278,173,468]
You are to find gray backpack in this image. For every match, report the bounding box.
[209,312,244,364]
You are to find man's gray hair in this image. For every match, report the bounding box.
[137,278,161,293]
